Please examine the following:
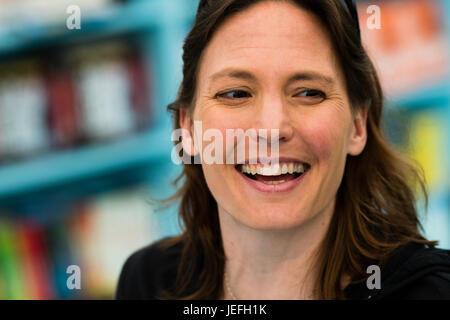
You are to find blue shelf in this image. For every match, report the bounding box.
[0,0,193,54]
[385,79,450,110]
[0,126,174,199]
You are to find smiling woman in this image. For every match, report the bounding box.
[116,0,450,300]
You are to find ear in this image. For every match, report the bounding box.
[179,108,199,156]
[347,107,369,156]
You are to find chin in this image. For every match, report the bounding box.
[238,206,312,231]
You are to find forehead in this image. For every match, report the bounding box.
[198,1,339,86]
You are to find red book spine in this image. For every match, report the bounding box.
[18,220,55,299]
[16,221,38,299]
[45,65,80,148]
[126,51,152,130]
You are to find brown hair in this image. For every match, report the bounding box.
[161,0,438,299]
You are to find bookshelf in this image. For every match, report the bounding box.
[0,0,197,202]
[0,0,195,299]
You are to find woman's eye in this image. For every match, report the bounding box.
[216,90,251,100]
[295,89,326,101]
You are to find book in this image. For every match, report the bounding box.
[126,50,152,130]
[68,42,137,142]
[45,60,81,148]
[46,215,81,299]
[0,218,26,299]
[0,61,50,159]
[68,187,160,298]
[16,219,55,299]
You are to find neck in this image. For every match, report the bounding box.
[219,203,334,300]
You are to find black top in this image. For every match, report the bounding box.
[116,237,450,300]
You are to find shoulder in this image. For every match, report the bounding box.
[115,236,184,300]
[396,270,450,299]
[374,243,450,300]
[345,242,450,300]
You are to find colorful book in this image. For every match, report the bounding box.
[0,219,26,299]
[16,219,55,299]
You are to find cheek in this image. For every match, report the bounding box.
[299,110,351,163]
[198,110,251,161]
[197,115,236,182]
[202,164,222,191]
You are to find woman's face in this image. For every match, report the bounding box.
[181,1,367,230]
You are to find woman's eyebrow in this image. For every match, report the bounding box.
[209,68,258,83]
[288,72,335,87]
[209,68,335,87]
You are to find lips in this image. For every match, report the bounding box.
[234,161,310,194]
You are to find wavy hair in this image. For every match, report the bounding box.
[160,0,438,299]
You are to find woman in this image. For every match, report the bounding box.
[116,0,450,300]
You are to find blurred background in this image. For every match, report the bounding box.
[0,0,448,299]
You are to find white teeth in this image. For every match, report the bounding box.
[262,164,271,176]
[239,162,306,176]
[272,163,280,174]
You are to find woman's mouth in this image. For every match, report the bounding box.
[234,162,310,193]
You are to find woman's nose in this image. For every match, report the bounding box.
[254,94,294,143]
